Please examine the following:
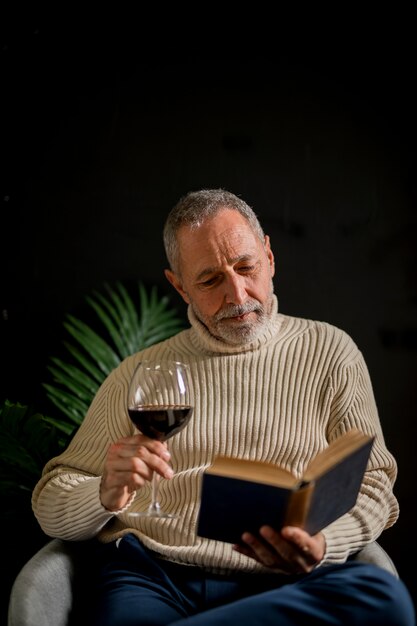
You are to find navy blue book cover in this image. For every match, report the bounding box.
[197,475,301,544]
[196,436,373,543]
[303,438,374,535]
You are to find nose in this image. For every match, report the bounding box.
[224,273,247,305]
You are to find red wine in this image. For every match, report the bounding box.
[128,405,193,441]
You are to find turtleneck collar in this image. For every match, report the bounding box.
[186,295,282,355]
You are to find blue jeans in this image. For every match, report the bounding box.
[90,533,415,626]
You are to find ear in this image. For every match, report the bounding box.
[164,269,191,304]
[264,235,275,278]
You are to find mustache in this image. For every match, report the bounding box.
[214,301,263,322]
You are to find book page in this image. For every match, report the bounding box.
[207,456,298,488]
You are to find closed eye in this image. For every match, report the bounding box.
[238,265,255,273]
[198,275,221,288]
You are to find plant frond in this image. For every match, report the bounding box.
[42,385,88,424]
[42,281,186,429]
[64,316,121,375]
[86,290,129,358]
[0,401,63,489]
[47,361,99,400]
[62,342,105,384]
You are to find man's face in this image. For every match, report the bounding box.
[165,209,276,345]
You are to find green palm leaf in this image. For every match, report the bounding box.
[43,281,185,435]
[86,283,139,358]
[42,384,92,427]
[62,341,106,384]
[63,316,121,375]
[0,400,62,489]
[47,360,99,398]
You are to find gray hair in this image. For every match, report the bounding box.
[163,189,266,274]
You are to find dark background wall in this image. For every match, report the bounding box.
[2,12,416,614]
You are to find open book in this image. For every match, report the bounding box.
[196,429,374,543]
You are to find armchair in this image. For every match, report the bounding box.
[8,538,399,626]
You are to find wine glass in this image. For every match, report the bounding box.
[127,359,193,518]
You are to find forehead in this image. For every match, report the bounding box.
[177,209,261,275]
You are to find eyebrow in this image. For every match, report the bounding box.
[195,254,255,282]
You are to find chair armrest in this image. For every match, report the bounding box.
[351,541,399,577]
[8,538,76,626]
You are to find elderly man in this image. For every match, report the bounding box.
[33,189,414,625]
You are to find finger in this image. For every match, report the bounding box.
[103,456,152,489]
[114,437,171,460]
[106,443,173,486]
[277,527,323,570]
[108,438,171,469]
[131,451,174,480]
[240,532,287,569]
[254,526,311,573]
[116,447,174,480]
[232,540,257,559]
[280,526,320,558]
[234,534,310,575]
[112,442,170,465]
[232,541,278,568]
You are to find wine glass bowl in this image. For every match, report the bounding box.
[127,405,193,441]
[127,360,193,517]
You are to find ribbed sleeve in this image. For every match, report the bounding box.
[32,296,399,572]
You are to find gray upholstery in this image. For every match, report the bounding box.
[351,540,399,575]
[8,539,399,626]
[8,540,76,626]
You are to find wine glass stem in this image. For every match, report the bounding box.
[148,472,162,515]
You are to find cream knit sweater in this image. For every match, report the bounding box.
[32,296,398,573]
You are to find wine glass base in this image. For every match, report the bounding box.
[127,511,179,519]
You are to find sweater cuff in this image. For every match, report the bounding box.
[113,489,137,515]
